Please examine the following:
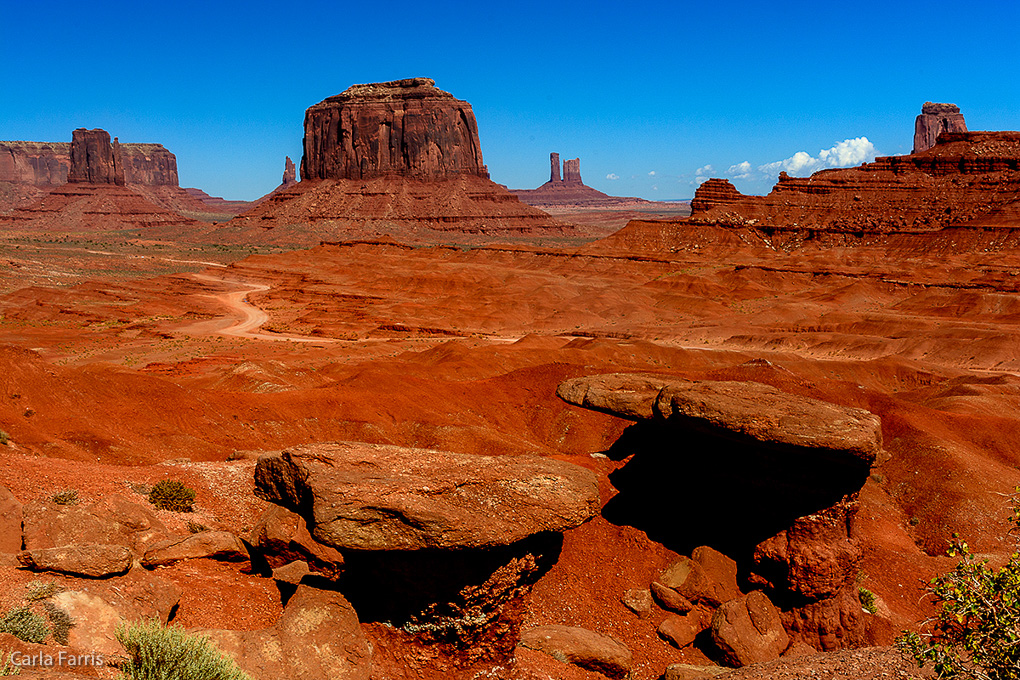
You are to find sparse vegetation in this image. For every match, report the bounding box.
[0,430,8,446]
[0,654,20,675]
[858,587,877,614]
[43,602,73,645]
[25,580,62,601]
[187,520,208,534]
[115,618,251,680]
[897,490,1020,680]
[0,606,50,643]
[51,488,79,505]
[148,479,196,513]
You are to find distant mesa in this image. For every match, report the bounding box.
[913,101,967,154]
[229,78,569,245]
[300,77,487,181]
[0,129,247,217]
[513,153,651,208]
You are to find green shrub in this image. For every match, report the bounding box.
[0,430,8,446]
[43,602,73,645]
[858,587,877,614]
[0,654,20,675]
[115,618,251,680]
[24,580,62,601]
[897,490,1020,679]
[51,489,79,505]
[148,480,196,513]
[0,606,50,643]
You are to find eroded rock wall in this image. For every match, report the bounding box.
[301,77,488,181]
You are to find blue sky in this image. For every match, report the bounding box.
[3,0,1018,201]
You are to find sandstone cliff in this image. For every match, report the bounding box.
[301,77,488,181]
[68,128,124,185]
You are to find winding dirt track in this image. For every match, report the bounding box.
[189,274,331,343]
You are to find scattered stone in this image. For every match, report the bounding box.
[271,560,310,585]
[651,581,695,613]
[519,625,632,679]
[202,584,371,680]
[657,548,742,608]
[0,485,23,553]
[142,531,248,567]
[710,591,790,667]
[621,588,652,618]
[658,606,714,648]
[255,442,600,550]
[17,544,132,578]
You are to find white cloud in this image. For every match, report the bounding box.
[695,164,714,175]
[652,185,658,191]
[758,137,877,178]
[648,170,656,176]
[606,173,619,180]
[726,160,753,180]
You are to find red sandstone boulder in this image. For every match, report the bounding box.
[710,591,790,667]
[251,504,344,578]
[202,584,371,680]
[17,544,132,577]
[141,530,249,567]
[557,374,882,465]
[656,547,742,607]
[658,606,714,648]
[913,102,967,154]
[518,625,632,679]
[21,495,170,555]
[254,441,600,550]
[301,77,488,181]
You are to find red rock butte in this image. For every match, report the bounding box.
[301,77,487,181]
[227,78,570,244]
[913,101,967,154]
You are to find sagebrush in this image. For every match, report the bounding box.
[0,606,50,643]
[148,480,196,513]
[115,619,250,680]
[897,490,1020,680]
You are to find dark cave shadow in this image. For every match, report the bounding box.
[335,531,563,627]
[602,420,870,562]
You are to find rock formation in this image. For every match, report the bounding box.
[913,101,967,153]
[282,155,296,186]
[557,372,879,651]
[301,77,487,181]
[68,128,124,185]
[231,78,568,244]
[513,152,650,207]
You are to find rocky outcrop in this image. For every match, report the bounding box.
[301,77,488,181]
[913,102,967,154]
[514,152,650,207]
[21,495,170,555]
[251,505,344,579]
[68,128,124,185]
[141,530,249,567]
[681,130,1020,239]
[557,372,879,652]
[518,625,633,679]
[202,584,372,680]
[0,485,23,553]
[255,441,599,551]
[557,373,882,465]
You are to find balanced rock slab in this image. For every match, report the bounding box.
[558,374,881,465]
[142,531,248,567]
[255,442,599,551]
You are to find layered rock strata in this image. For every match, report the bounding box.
[558,372,879,651]
[301,77,487,181]
[1,138,179,186]
[68,128,124,184]
[913,101,967,154]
